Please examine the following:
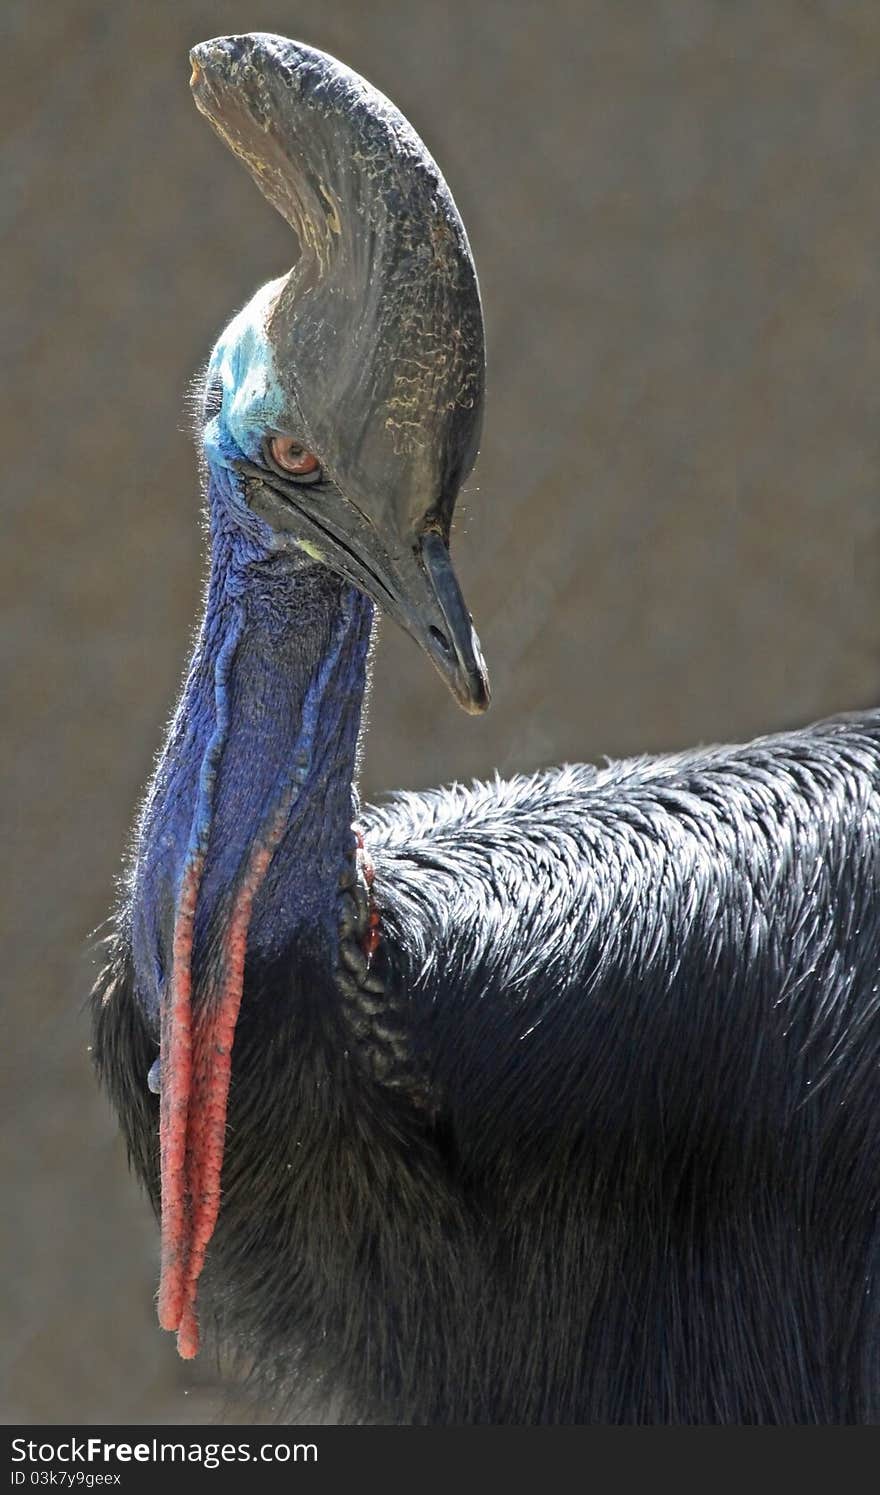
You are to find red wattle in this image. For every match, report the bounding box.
[157,799,296,1359]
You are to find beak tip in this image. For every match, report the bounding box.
[459,671,491,715]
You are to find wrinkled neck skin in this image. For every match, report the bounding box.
[131,464,374,1028]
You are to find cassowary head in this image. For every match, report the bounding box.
[190,32,489,712]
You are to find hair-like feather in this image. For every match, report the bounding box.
[94,709,880,1423]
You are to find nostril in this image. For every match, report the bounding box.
[429,625,450,654]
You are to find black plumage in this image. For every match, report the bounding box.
[95,712,880,1422]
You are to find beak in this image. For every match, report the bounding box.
[236,459,490,713]
[417,531,490,714]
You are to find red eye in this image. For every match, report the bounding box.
[268,436,321,478]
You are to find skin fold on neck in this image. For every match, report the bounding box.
[130,463,374,1355]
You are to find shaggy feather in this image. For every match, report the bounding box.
[94,710,880,1423]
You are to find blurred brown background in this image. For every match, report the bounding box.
[3,0,878,1423]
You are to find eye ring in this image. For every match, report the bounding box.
[263,434,323,485]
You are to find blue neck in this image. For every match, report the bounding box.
[131,471,374,1020]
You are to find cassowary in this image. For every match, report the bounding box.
[93,33,880,1424]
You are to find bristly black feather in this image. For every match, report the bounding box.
[92,710,880,1423]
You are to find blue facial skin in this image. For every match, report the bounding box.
[202,276,300,472]
[130,282,374,1028]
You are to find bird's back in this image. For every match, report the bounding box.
[361,709,880,1421]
